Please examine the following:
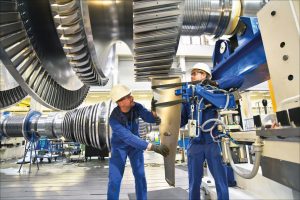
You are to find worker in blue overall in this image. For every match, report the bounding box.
[108,84,169,200]
[181,63,243,200]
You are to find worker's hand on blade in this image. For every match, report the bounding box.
[151,144,169,157]
[154,116,161,125]
[202,78,218,87]
[151,97,157,112]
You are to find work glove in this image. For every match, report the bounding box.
[154,116,161,125]
[201,78,218,87]
[151,144,169,157]
[151,97,157,112]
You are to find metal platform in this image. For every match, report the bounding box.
[128,187,188,200]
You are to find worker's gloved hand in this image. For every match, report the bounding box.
[202,78,218,87]
[151,144,169,157]
[151,97,157,112]
[154,116,161,125]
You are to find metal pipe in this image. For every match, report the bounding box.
[238,144,248,163]
[225,137,263,179]
[221,140,230,163]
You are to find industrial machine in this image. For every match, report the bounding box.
[0,101,151,161]
[0,0,267,110]
[0,0,299,199]
[151,0,299,198]
[215,1,300,196]
[0,102,111,159]
[168,0,298,198]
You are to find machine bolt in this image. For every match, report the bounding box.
[280,42,285,48]
[283,55,289,61]
[220,42,226,54]
[288,75,294,81]
[271,11,276,16]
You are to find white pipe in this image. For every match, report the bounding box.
[201,118,225,132]
[225,137,263,179]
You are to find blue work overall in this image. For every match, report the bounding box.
[107,102,156,200]
[181,76,243,200]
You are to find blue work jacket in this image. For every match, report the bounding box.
[181,76,243,144]
[109,102,156,150]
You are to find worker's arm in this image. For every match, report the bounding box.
[217,76,244,90]
[109,117,149,150]
[134,102,156,124]
[180,102,190,128]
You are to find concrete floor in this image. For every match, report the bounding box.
[0,151,269,200]
[0,151,189,200]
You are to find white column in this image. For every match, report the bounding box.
[240,92,254,130]
[179,56,186,82]
[112,54,119,86]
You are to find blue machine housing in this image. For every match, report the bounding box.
[194,86,236,109]
[22,110,41,142]
[176,83,236,110]
[212,17,269,90]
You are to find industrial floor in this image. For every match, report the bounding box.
[0,151,189,200]
[0,151,258,200]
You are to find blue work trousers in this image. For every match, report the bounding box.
[187,142,229,200]
[107,147,147,200]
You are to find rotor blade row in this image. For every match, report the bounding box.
[62,103,108,150]
[50,0,107,86]
[0,0,89,110]
[0,102,112,152]
[133,0,184,81]
[0,0,27,108]
[0,86,27,109]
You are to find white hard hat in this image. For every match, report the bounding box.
[110,84,131,103]
[191,63,212,78]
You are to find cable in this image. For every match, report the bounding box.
[196,97,204,137]
[196,85,231,141]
